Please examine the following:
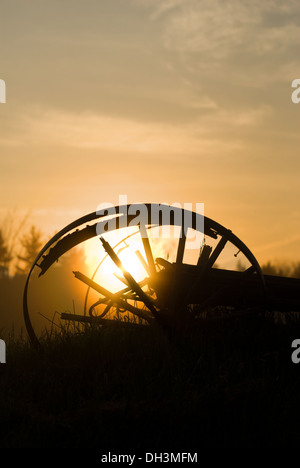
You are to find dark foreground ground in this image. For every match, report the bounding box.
[1,311,300,451]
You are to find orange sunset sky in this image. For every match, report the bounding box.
[0,0,299,266]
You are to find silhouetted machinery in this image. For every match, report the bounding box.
[23,204,300,348]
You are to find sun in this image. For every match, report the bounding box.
[83,228,151,294]
[82,225,198,296]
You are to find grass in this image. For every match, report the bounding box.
[1,312,300,449]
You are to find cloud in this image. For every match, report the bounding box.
[255,233,300,255]
[134,0,300,84]
[138,0,299,54]
[165,2,298,55]
[6,105,271,158]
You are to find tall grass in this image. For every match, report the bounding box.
[1,312,300,449]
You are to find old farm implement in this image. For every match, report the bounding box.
[23,204,300,348]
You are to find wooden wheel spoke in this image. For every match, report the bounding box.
[176,229,186,265]
[197,244,212,269]
[184,235,228,305]
[73,270,153,322]
[206,235,228,269]
[155,257,172,269]
[135,249,151,275]
[100,236,159,318]
[168,228,186,314]
[139,223,156,277]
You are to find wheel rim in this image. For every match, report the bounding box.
[23,204,267,347]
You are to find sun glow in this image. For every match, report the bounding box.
[99,242,149,290]
[83,229,152,294]
[82,226,201,294]
[81,226,204,319]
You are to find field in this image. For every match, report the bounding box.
[1,310,300,450]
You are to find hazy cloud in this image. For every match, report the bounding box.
[134,0,300,88]
[3,105,271,158]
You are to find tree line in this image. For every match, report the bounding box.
[0,224,44,275]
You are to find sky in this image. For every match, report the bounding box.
[0,0,299,266]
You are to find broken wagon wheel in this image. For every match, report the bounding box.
[23,203,267,348]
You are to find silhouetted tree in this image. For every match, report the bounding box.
[0,229,12,267]
[0,209,29,274]
[291,262,300,278]
[261,260,291,277]
[15,225,44,274]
